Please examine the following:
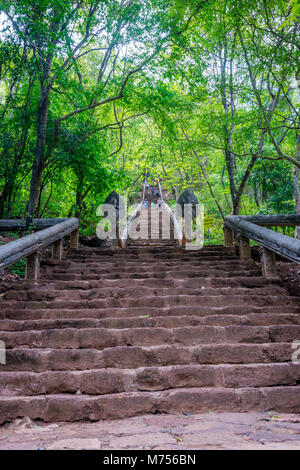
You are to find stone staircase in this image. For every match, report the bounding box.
[0,204,299,424]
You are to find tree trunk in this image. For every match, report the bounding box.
[75,190,83,219]
[294,134,300,239]
[219,48,237,213]
[34,165,46,218]
[75,173,84,219]
[27,84,50,218]
[254,185,260,210]
[0,185,10,218]
[224,146,237,212]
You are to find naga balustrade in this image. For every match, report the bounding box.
[224,214,300,278]
[157,181,184,246]
[119,181,147,248]
[0,218,79,281]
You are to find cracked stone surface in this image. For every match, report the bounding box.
[0,411,300,450]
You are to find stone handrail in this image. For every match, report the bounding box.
[0,218,69,232]
[0,218,79,281]
[224,214,300,277]
[229,214,300,227]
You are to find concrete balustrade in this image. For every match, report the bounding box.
[0,218,79,282]
[224,214,300,277]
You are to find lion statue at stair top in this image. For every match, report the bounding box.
[103,190,125,220]
[79,191,125,247]
[176,188,199,221]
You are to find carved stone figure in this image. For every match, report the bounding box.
[177,189,199,220]
[103,191,125,220]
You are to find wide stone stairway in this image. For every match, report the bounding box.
[0,202,299,424]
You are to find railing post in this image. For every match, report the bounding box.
[223,226,234,248]
[51,238,63,260]
[116,225,123,248]
[70,229,79,249]
[239,235,252,261]
[260,247,278,278]
[25,252,40,282]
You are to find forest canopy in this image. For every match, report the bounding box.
[0,0,299,239]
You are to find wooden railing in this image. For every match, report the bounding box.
[224,214,300,278]
[0,218,79,281]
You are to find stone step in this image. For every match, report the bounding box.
[36,276,276,290]
[0,385,299,424]
[0,363,299,396]
[2,325,299,350]
[2,343,294,372]
[4,286,287,302]
[1,294,297,311]
[1,313,300,332]
[65,253,241,261]
[62,253,239,262]
[60,258,248,266]
[53,264,259,274]
[44,270,262,280]
[66,246,229,257]
[2,304,300,320]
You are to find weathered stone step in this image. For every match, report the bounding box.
[2,342,293,372]
[44,269,262,281]
[6,276,276,290]
[2,294,297,311]
[62,253,239,263]
[65,246,229,257]
[129,243,179,247]
[64,252,241,260]
[4,286,287,302]
[61,258,247,266]
[0,385,299,424]
[1,363,299,397]
[44,276,276,289]
[2,325,299,350]
[1,313,300,332]
[2,304,300,320]
[18,276,276,291]
[54,264,259,274]
[53,261,253,271]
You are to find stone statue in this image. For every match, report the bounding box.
[177,189,199,220]
[103,191,125,220]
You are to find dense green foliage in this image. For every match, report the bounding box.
[0,0,299,237]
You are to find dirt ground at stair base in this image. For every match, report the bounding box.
[0,412,300,450]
